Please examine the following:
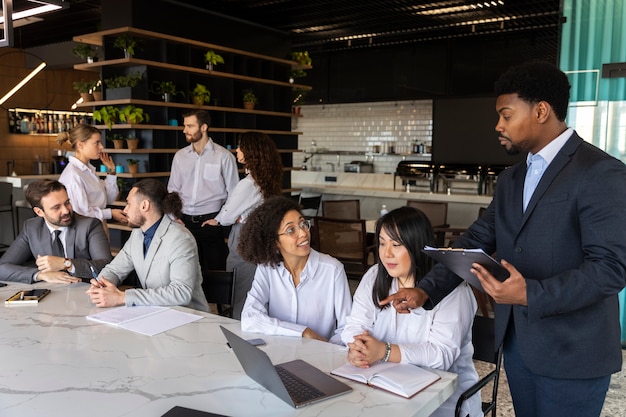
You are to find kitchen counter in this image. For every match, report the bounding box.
[292,171,492,227]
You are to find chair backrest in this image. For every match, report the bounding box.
[313,216,374,279]
[299,194,322,219]
[322,199,361,219]
[406,200,448,228]
[0,181,13,208]
[202,269,236,317]
[455,314,503,417]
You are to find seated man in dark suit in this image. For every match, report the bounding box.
[0,179,112,284]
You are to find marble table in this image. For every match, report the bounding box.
[0,282,458,417]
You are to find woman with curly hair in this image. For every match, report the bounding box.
[238,196,352,344]
[341,206,480,417]
[206,131,283,319]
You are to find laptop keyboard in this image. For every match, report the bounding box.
[275,365,325,404]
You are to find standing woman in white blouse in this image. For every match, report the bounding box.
[57,124,127,231]
[341,206,481,417]
[205,131,283,319]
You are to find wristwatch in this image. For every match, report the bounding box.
[63,258,73,270]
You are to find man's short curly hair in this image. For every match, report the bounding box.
[238,196,302,267]
[494,61,570,122]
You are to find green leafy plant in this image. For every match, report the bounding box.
[191,83,211,105]
[204,50,224,67]
[291,51,312,66]
[118,105,149,124]
[72,43,98,61]
[242,89,257,104]
[104,72,144,89]
[113,34,140,57]
[92,106,120,130]
[289,51,311,81]
[126,158,140,165]
[152,81,184,96]
[73,80,96,93]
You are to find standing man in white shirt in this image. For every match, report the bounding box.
[167,110,239,271]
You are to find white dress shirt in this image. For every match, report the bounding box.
[241,249,353,345]
[167,139,239,215]
[214,173,262,225]
[59,156,118,221]
[342,265,482,417]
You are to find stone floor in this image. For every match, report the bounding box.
[474,346,625,417]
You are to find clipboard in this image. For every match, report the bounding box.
[422,246,509,292]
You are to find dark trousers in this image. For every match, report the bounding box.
[504,324,610,417]
[182,212,228,272]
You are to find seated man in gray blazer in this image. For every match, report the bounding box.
[86,179,209,312]
[0,179,113,284]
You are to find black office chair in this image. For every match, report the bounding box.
[202,269,236,318]
[455,315,503,417]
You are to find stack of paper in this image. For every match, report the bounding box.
[87,306,203,336]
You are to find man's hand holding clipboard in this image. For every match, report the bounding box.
[421,246,509,293]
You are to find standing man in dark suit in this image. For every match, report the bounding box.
[383,61,626,417]
[0,179,112,284]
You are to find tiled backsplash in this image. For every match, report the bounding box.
[293,100,433,174]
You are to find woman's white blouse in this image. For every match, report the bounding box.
[241,249,353,345]
[59,156,118,221]
[342,265,482,417]
[214,174,262,226]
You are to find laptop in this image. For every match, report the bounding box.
[220,326,352,408]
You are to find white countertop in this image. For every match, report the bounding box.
[0,282,458,417]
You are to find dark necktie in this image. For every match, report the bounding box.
[51,230,65,257]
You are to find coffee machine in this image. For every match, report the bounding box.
[52,149,68,174]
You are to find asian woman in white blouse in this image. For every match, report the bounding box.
[341,206,481,417]
[57,124,127,228]
[238,196,352,344]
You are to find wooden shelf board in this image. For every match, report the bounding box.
[73,27,311,69]
[93,124,302,136]
[103,148,179,154]
[75,58,311,90]
[75,98,296,118]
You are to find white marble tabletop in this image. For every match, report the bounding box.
[0,282,457,417]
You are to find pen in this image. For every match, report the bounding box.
[19,291,24,301]
[89,265,102,285]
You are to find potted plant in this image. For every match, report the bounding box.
[110,133,125,149]
[92,106,120,130]
[151,81,184,102]
[242,89,257,110]
[126,158,140,174]
[125,134,140,150]
[289,51,311,83]
[204,50,224,70]
[113,34,139,58]
[91,80,103,101]
[72,43,98,63]
[119,105,149,125]
[73,80,95,102]
[190,83,211,106]
[104,72,145,100]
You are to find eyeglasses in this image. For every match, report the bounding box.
[278,219,311,237]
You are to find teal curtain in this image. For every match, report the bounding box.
[560,0,626,163]
[560,0,626,102]
[561,0,626,342]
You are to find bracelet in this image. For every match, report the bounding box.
[382,341,391,362]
